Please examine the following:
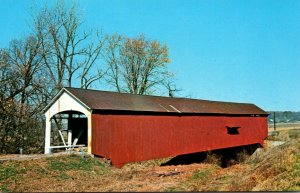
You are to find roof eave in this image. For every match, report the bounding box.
[90,108,269,116]
[64,88,91,111]
[42,88,65,113]
[42,88,91,114]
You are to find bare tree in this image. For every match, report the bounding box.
[79,31,106,89]
[0,36,50,153]
[0,1,107,153]
[104,34,173,95]
[164,80,181,97]
[0,1,180,155]
[33,1,105,91]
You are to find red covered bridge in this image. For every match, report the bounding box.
[44,87,268,167]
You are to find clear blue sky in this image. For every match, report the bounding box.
[0,0,299,111]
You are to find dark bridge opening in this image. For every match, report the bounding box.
[50,111,88,152]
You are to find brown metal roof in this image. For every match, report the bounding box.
[63,87,268,115]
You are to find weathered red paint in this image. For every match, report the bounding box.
[92,113,268,167]
[44,88,268,167]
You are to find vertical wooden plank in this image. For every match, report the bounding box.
[87,111,92,154]
[44,113,51,154]
[91,113,268,167]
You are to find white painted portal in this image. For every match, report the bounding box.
[44,90,92,154]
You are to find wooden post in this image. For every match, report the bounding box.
[54,116,67,147]
[274,112,276,131]
[68,130,72,146]
[87,111,92,154]
[45,115,51,154]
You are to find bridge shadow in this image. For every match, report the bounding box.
[161,152,207,166]
[161,144,261,168]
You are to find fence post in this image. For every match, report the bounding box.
[273,112,276,131]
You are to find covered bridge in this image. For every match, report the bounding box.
[44,87,268,167]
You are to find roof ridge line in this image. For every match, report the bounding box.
[64,87,254,106]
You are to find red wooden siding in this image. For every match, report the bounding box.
[92,113,268,167]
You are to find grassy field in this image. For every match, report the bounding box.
[1,130,300,192]
[268,121,300,131]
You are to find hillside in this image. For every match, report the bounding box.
[0,129,300,192]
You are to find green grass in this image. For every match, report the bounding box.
[0,162,26,181]
[0,166,19,180]
[57,173,71,180]
[46,155,110,177]
[216,175,231,181]
[288,129,300,139]
[47,155,107,172]
[191,170,209,180]
[0,155,110,192]
[165,187,180,192]
[0,145,299,192]
[287,152,300,190]
[0,184,9,192]
[30,165,49,176]
[0,162,27,192]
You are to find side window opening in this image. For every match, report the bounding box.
[226,126,240,135]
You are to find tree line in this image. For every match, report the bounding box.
[0,2,178,154]
[268,111,300,123]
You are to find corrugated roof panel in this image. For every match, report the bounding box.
[64,87,268,115]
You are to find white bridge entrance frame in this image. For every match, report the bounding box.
[43,89,92,154]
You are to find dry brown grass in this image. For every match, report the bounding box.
[1,130,300,192]
[268,122,300,131]
[227,138,300,191]
[267,128,300,141]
